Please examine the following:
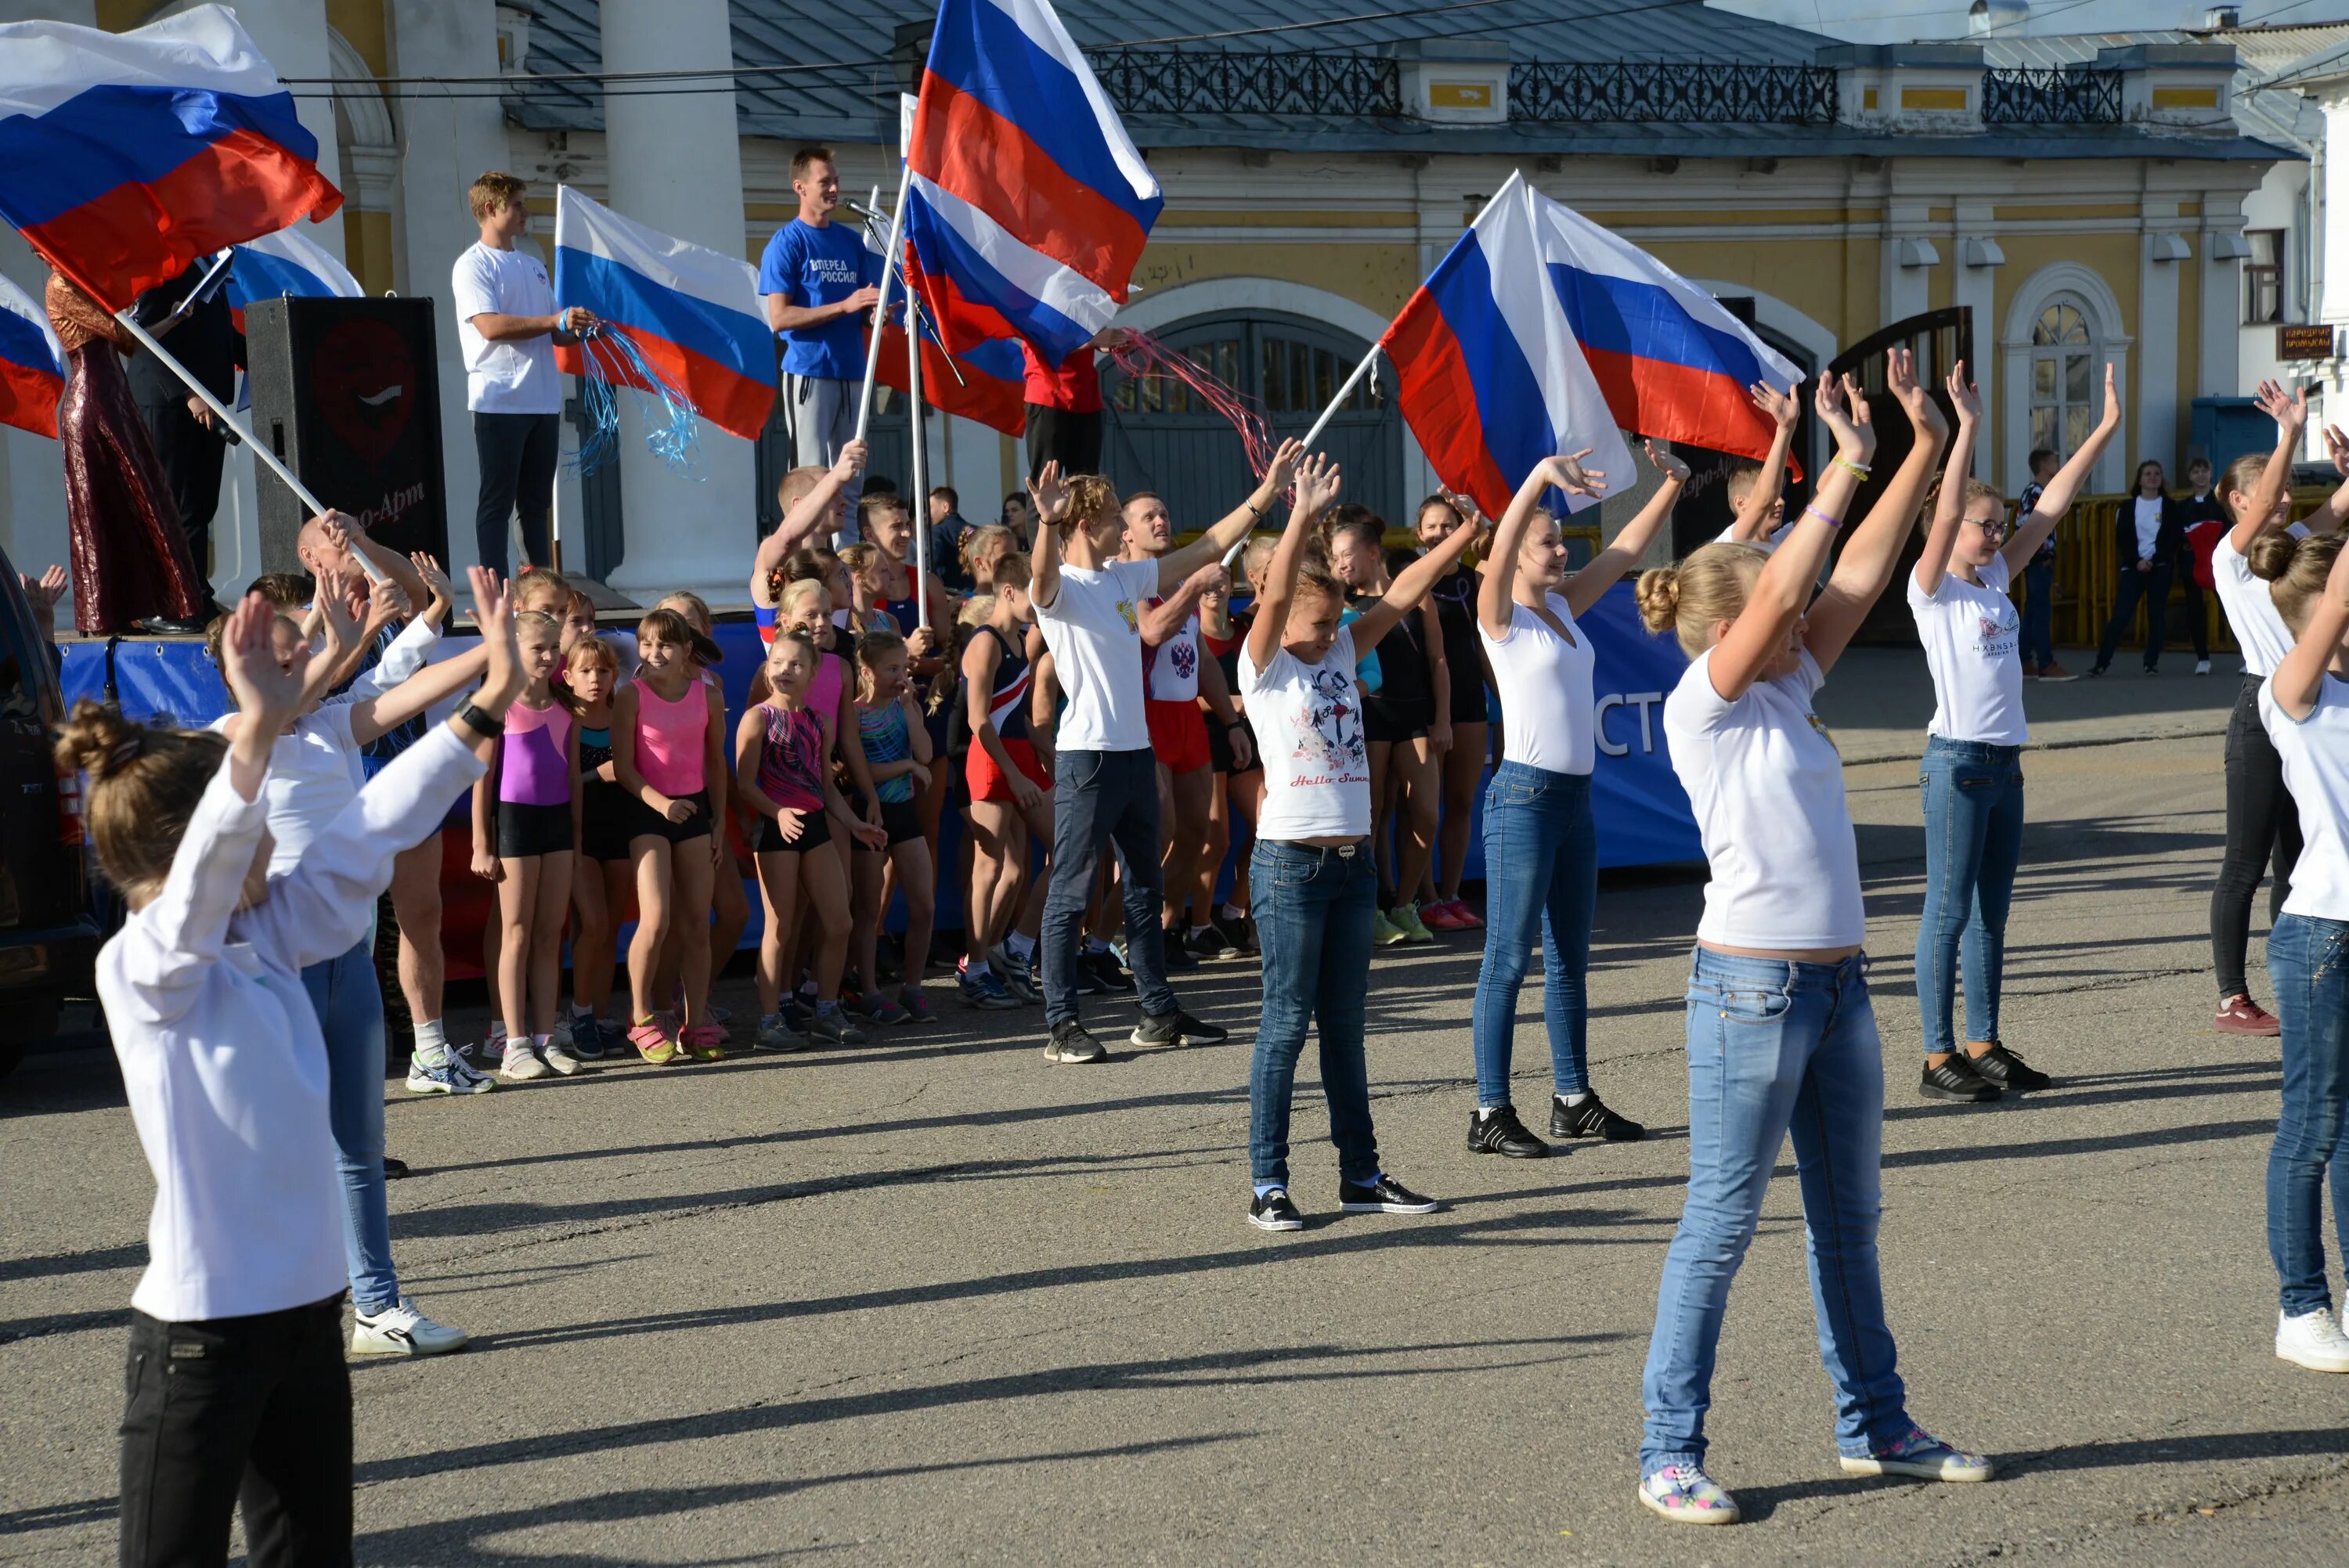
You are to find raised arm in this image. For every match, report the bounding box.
[1914,362,1981,600]
[348,644,493,746]
[1028,462,1068,611]
[1141,564,1220,645]
[2004,364,2119,574]
[1565,441,1687,618]
[1353,513,1480,649]
[1478,452,1609,639]
[2229,380,2309,557]
[753,440,868,606]
[1158,439,1304,589]
[1806,350,1949,673]
[1722,382,1799,543]
[1244,453,1343,670]
[1708,370,1877,702]
[2271,535,2349,719]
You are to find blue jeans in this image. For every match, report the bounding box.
[1470,762,1595,1105]
[1040,748,1177,1027]
[1914,737,2025,1055]
[301,938,399,1314]
[2022,560,2056,669]
[1640,948,1911,1478]
[1247,840,1381,1189]
[2266,913,2349,1316]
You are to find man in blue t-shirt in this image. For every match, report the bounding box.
[760,145,884,540]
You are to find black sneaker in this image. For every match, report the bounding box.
[1131,1008,1229,1048]
[1965,1042,2051,1092]
[1082,948,1135,994]
[1042,1019,1106,1064]
[1551,1090,1646,1142]
[1338,1174,1440,1214]
[1920,1054,2002,1102]
[1466,1105,1551,1159]
[1249,1188,1304,1231]
[382,1155,410,1180]
[1185,923,1242,961]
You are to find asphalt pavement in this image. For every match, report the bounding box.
[4,652,2345,1566]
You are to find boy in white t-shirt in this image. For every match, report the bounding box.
[450,171,594,579]
[1027,445,1299,1064]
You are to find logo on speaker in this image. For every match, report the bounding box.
[312,318,416,467]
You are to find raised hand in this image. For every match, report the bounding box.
[1262,438,1306,496]
[363,575,408,637]
[1945,359,1981,427]
[220,592,307,724]
[2257,377,2309,438]
[410,551,453,605]
[1186,561,1231,597]
[469,567,523,714]
[833,438,869,481]
[1294,451,1343,515]
[1644,438,1691,485]
[1813,369,1868,462]
[2326,424,2349,480]
[1027,460,1068,524]
[20,564,66,643]
[1749,380,1799,432]
[1542,449,1607,498]
[1885,348,1943,438]
[2096,362,2120,434]
[315,565,362,651]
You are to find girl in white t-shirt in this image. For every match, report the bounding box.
[1629,355,1994,1525]
[2246,525,2349,1374]
[1466,440,1686,1160]
[1907,362,2116,1102]
[1236,452,1477,1233]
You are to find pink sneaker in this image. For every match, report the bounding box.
[1445,898,1484,929]
[2215,994,2282,1036]
[1419,899,1468,932]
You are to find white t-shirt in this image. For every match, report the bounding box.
[210,707,360,875]
[1907,553,2026,745]
[2132,496,2164,561]
[2261,676,2349,922]
[451,241,560,415]
[2215,526,2307,678]
[1243,626,1369,840]
[1662,647,1864,950]
[1034,558,1156,752]
[1711,519,1793,553]
[1143,603,1202,703]
[1480,592,1597,776]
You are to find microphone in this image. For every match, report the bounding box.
[840,198,889,225]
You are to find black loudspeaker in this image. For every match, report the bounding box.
[245,296,448,571]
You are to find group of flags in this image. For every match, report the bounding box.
[0,0,1796,528]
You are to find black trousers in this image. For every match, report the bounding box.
[2211,676,2304,999]
[1024,404,1102,481]
[118,1296,352,1568]
[135,392,226,587]
[2177,576,2211,661]
[472,411,559,579]
[2095,564,2171,672]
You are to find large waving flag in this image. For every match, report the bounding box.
[1382,173,1635,520]
[0,273,67,439]
[226,226,361,331]
[551,186,777,443]
[875,316,1029,438]
[904,0,1161,364]
[0,5,343,312]
[1540,199,1804,471]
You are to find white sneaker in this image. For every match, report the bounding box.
[541,1040,583,1076]
[2196,659,2212,676]
[2276,1307,2349,1372]
[405,1057,495,1095]
[351,1296,470,1357]
[499,1041,549,1081]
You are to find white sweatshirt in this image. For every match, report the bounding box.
[97,724,485,1322]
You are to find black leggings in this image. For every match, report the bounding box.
[2211,676,2303,999]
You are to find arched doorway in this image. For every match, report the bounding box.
[1830,306,1973,644]
[1099,311,1405,528]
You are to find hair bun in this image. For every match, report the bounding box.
[1635,566,1683,633]
[54,699,145,780]
[2247,528,2302,582]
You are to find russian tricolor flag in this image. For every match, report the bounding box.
[904,0,1161,365]
[226,225,361,332]
[1383,174,1635,521]
[0,272,67,440]
[875,316,1030,438]
[0,5,343,313]
[1539,196,1803,474]
[551,186,778,444]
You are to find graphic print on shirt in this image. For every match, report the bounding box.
[1283,665,1366,782]
[1976,599,2019,658]
[1117,594,1140,634]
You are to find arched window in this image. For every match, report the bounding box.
[2029,298,2097,458]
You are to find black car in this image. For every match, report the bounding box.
[0,547,98,1076]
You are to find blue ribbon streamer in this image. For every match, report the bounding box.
[568,326,703,481]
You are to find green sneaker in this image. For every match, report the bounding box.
[1371,910,1409,947]
[1390,904,1436,945]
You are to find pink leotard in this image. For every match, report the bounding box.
[633,679,708,798]
[499,699,572,806]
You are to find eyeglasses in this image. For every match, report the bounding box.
[1965,517,2009,539]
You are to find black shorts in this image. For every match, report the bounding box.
[625,788,712,845]
[1207,714,1261,777]
[752,806,832,853]
[496,800,573,859]
[581,783,632,863]
[1450,671,1491,726]
[857,797,923,850]
[1362,696,1433,745]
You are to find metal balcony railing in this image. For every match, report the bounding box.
[1508,61,1840,124]
[1980,68,2124,125]
[1085,49,1402,117]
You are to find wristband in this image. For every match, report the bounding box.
[1802,504,1847,530]
[1833,457,1871,480]
[1225,719,1245,730]
[456,701,503,738]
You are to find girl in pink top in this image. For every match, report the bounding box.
[612,607,727,1062]
[469,611,582,1080]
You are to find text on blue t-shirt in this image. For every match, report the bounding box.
[756,218,880,380]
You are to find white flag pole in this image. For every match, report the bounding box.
[1224,340,1384,568]
[853,169,911,445]
[907,298,930,633]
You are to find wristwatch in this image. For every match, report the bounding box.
[456,701,503,739]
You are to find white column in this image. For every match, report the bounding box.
[2323,97,2349,331]
[597,0,754,604]
[207,0,345,261]
[2139,229,2183,473]
[386,0,509,576]
[1953,211,1999,474]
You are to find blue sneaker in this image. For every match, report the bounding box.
[960,967,1020,1010]
[1637,1463,1738,1525]
[564,1014,604,1061]
[1839,1426,1995,1482]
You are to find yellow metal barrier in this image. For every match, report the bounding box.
[2039,487,2335,654]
